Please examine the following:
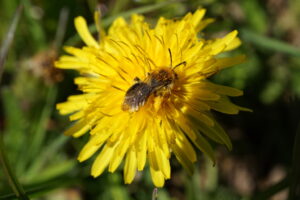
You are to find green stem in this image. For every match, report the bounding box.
[152,188,158,200]
[0,136,30,200]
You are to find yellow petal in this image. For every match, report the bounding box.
[91,144,115,177]
[108,139,130,172]
[74,16,99,48]
[155,148,171,179]
[78,140,103,162]
[225,37,241,51]
[191,131,216,164]
[195,89,220,101]
[209,30,238,55]
[64,119,90,137]
[124,148,137,184]
[69,111,84,121]
[56,94,92,115]
[211,55,246,70]
[150,167,165,187]
[213,122,233,150]
[148,151,159,171]
[174,130,197,162]
[199,81,244,97]
[206,96,241,114]
[193,118,232,150]
[172,142,195,175]
[191,9,206,28]
[186,107,215,127]
[136,132,147,171]
[196,18,215,32]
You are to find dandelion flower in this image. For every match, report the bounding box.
[56,9,250,187]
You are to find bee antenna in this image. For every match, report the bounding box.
[173,61,186,70]
[168,48,173,67]
[168,48,186,70]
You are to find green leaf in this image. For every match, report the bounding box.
[23,86,58,171]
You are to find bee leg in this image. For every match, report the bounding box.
[134,77,141,83]
[154,90,163,97]
[174,73,178,80]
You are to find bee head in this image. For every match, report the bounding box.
[150,67,176,88]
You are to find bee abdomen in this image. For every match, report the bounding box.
[122,82,153,112]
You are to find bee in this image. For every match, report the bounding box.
[122,49,186,112]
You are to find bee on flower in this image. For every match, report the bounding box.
[55,9,250,187]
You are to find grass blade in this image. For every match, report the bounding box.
[0,5,22,83]
[53,8,69,50]
[241,29,300,57]
[24,86,58,169]
[0,138,30,200]
[25,135,69,181]
[0,175,80,200]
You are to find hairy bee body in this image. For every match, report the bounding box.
[122,81,152,112]
[122,67,177,112]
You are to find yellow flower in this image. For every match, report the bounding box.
[56,9,250,187]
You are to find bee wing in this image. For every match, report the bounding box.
[122,82,152,112]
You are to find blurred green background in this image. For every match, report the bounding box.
[0,0,300,199]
